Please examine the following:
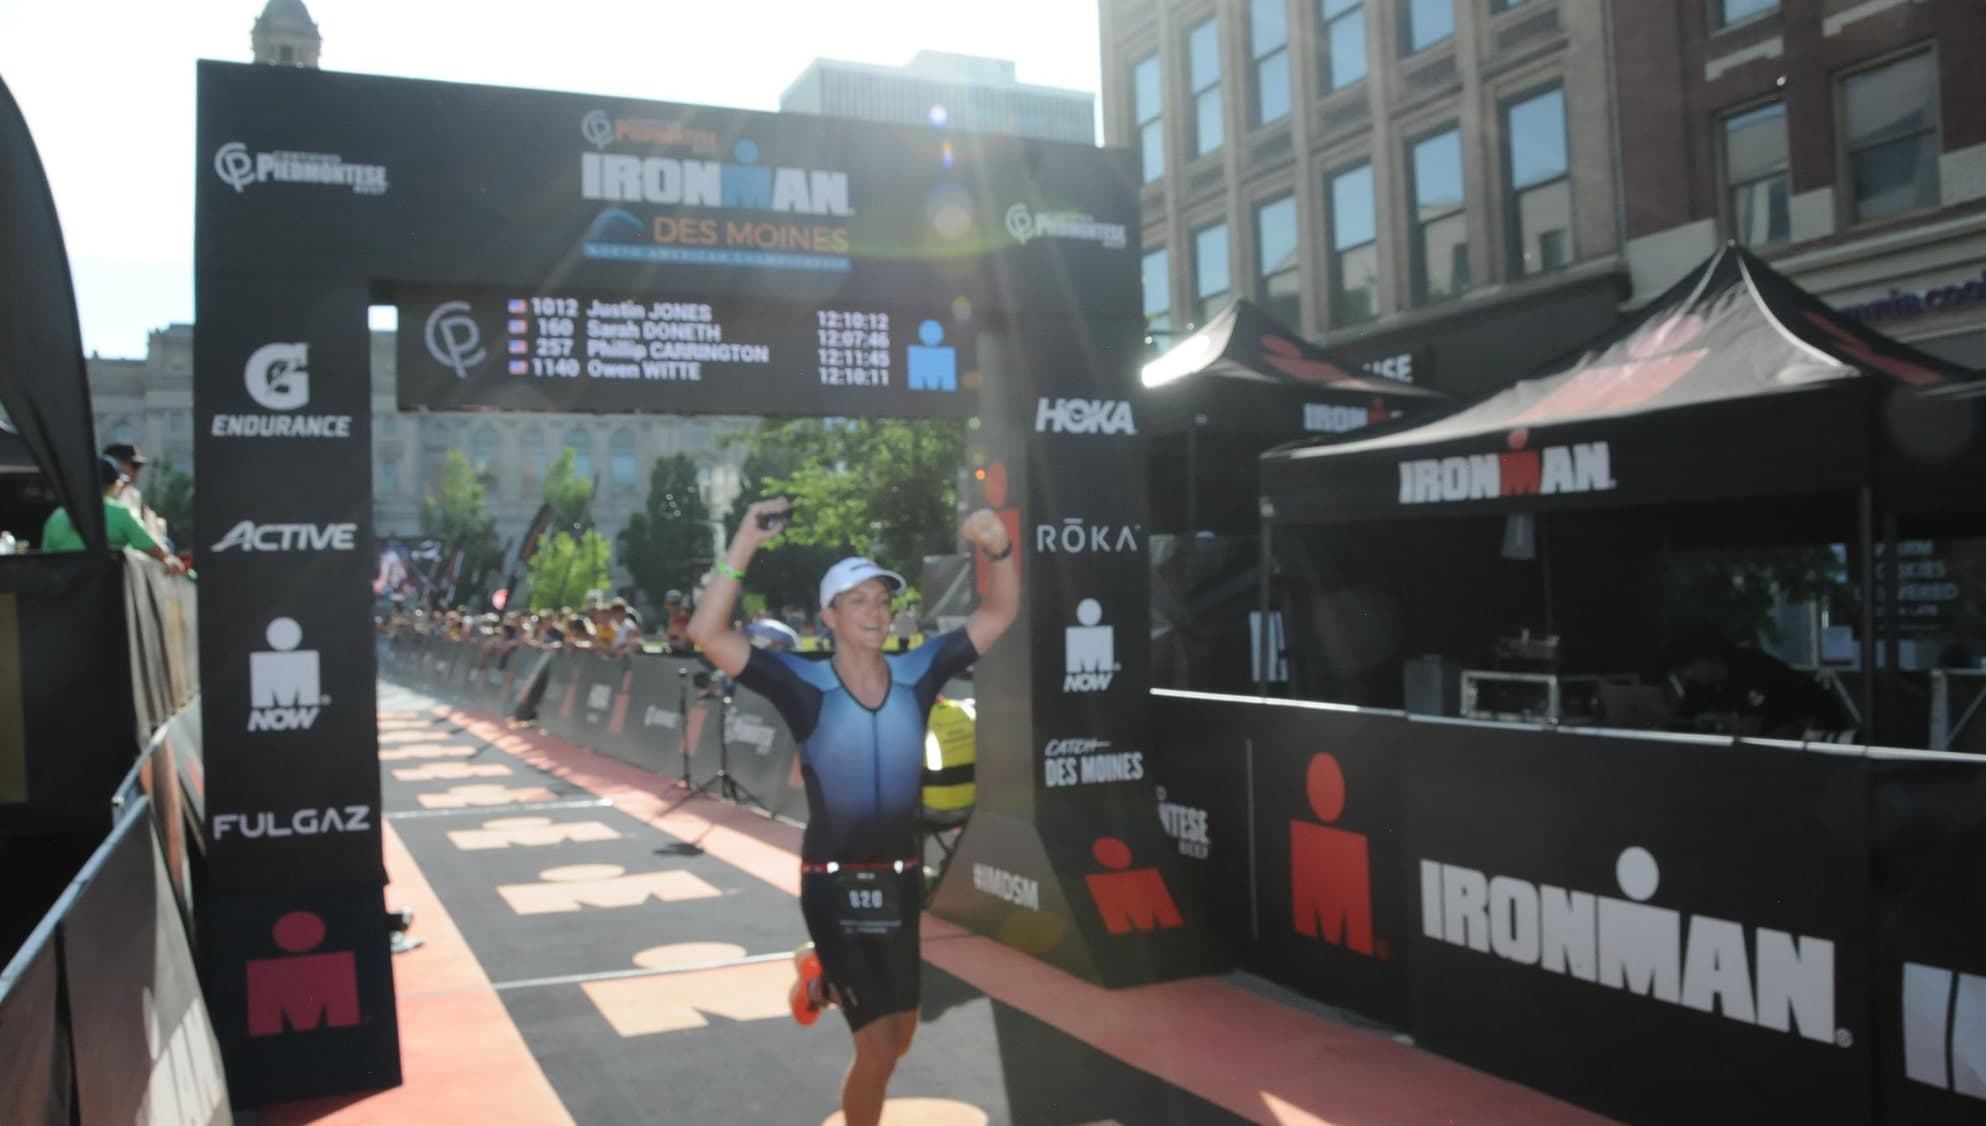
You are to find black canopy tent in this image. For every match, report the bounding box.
[1140,299,1443,535]
[1258,244,1986,738]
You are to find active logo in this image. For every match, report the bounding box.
[214,142,388,195]
[1085,837,1184,935]
[1003,203,1127,249]
[1036,397,1136,436]
[1399,434,1615,505]
[214,343,353,439]
[1902,961,1986,1100]
[425,301,486,379]
[1036,517,1140,555]
[1043,737,1144,788]
[246,911,361,1037]
[1155,785,1210,860]
[972,863,1040,910]
[1420,846,1841,1044]
[213,806,373,840]
[1292,753,1374,955]
[249,618,328,732]
[211,521,357,553]
[1064,599,1117,694]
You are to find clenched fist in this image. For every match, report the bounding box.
[960,508,1010,556]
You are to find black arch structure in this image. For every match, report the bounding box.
[194,62,1216,1107]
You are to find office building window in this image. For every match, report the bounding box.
[1322,0,1366,91]
[1723,101,1789,245]
[381,459,399,496]
[610,430,637,491]
[521,428,545,497]
[1255,195,1302,328]
[1404,0,1454,54]
[1842,50,1940,224]
[564,428,592,483]
[1710,0,1777,30]
[1134,54,1163,183]
[471,426,498,476]
[1491,0,1532,10]
[1329,163,1378,325]
[1506,87,1572,276]
[1189,18,1223,158]
[1193,222,1231,325]
[1252,0,1291,126]
[1411,128,1469,302]
[1143,248,1171,340]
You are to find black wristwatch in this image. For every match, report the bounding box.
[985,541,1013,561]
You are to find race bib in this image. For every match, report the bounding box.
[834,868,905,937]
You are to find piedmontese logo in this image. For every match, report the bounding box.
[1043,737,1145,788]
[249,618,329,732]
[1004,203,1127,250]
[1421,846,1844,1045]
[212,522,357,553]
[213,343,353,439]
[1064,599,1118,694]
[973,863,1040,910]
[213,806,373,840]
[213,142,388,195]
[1156,785,1211,859]
[1036,517,1140,555]
[1036,397,1136,436]
[1400,432,1615,505]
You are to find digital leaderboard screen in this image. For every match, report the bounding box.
[395,286,980,419]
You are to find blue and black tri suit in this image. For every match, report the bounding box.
[737,630,979,1029]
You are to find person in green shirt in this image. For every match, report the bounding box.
[40,457,184,574]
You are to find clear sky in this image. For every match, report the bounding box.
[0,0,1104,359]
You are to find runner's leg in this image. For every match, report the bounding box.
[842,1016,902,1126]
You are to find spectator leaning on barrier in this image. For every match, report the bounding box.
[103,442,169,545]
[41,457,183,574]
[663,590,692,651]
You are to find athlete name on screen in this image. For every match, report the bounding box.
[570,299,771,381]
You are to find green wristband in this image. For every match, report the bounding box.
[716,561,747,581]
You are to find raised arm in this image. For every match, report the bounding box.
[685,497,791,677]
[960,508,1018,655]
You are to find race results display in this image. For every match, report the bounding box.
[396,286,978,418]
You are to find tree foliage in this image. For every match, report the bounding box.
[525,530,612,612]
[148,459,195,547]
[1664,547,1851,646]
[619,454,713,610]
[725,418,964,612]
[420,448,503,600]
[542,446,595,530]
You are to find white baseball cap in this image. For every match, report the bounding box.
[819,557,905,611]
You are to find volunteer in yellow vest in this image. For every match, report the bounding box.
[921,697,976,814]
[41,457,184,574]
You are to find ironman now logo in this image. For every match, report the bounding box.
[249,618,329,732]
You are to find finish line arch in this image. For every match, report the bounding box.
[193,61,1214,1106]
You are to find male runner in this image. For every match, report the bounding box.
[686,497,1017,1126]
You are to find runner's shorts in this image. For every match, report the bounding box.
[799,867,923,1031]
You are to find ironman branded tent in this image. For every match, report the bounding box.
[1139,298,1444,535]
[1257,243,1986,732]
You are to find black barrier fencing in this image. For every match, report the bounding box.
[1147,688,1986,1126]
[0,782,232,1124]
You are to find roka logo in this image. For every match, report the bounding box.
[1063,599,1117,693]
[249,618,328,732]
[245,342,309,411]
[1292,753,1374,955]
[214,806,373,840]
[1036,517,1140,555]
[245,912,360,1037]
[1084,837,1184,935]
[1035,397,1136,436]
[212,521,357,553]
[1903,961,1986,1100]
[1420,846,1843,1044]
